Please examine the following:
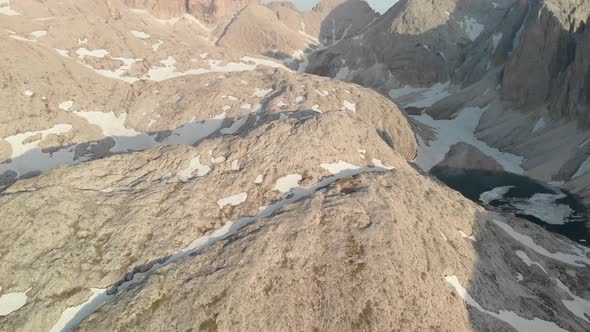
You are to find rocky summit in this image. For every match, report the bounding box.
[0,0,589,331]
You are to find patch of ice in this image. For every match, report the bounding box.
[49,288,108,332]
[130,30,150,39]
[343,100,356,112]
[0,291,27,316]
[177,156,211,181]
[273,174,303,193]
[58,100,74,111]
[445,275,569,332]
[479,186,514,204]
[76,48,109,59]
[320,161,360,175]
[217,192,248,208]
[412,107,524,173]
[510,193,574,225]
[459,17,484,41]
[492,219,590,267]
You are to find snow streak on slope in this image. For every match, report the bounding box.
[411,107,524,174]
[445,275,569,332]
[50,165,392,331]
[0,115,225,183]
[492,219,590,267]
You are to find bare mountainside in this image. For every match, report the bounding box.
[0,0,589,331]
[304,0,590,208]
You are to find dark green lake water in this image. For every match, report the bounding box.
[431,170,589,246]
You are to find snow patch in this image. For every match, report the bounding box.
[273,174,303,193]
[58,100,74,111]
[510,193,574,225]
[445,275,569,332]
[479,186,514,204]
[49,288,108,332]
[412,107,524,173]
[177,156,211,181]
[320,161,360,174]
[0,291,27,316]
[217,192,248,208]
[492,219,590,267]
[253,88,272,98]
[343,100,356,112]
[130,30,150,39]
[0,0,20,16]
[459,17,484,41]
[254,175,264,184]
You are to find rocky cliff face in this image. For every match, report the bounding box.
[501,0,590,125]
[305,0,528,92]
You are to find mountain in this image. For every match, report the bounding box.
[0,0,589,331]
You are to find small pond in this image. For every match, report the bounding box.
[431,169,589,246]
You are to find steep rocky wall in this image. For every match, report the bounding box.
[501,0,590,125]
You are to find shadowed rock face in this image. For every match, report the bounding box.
[431,143,504,173]
[502,0,590,125]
